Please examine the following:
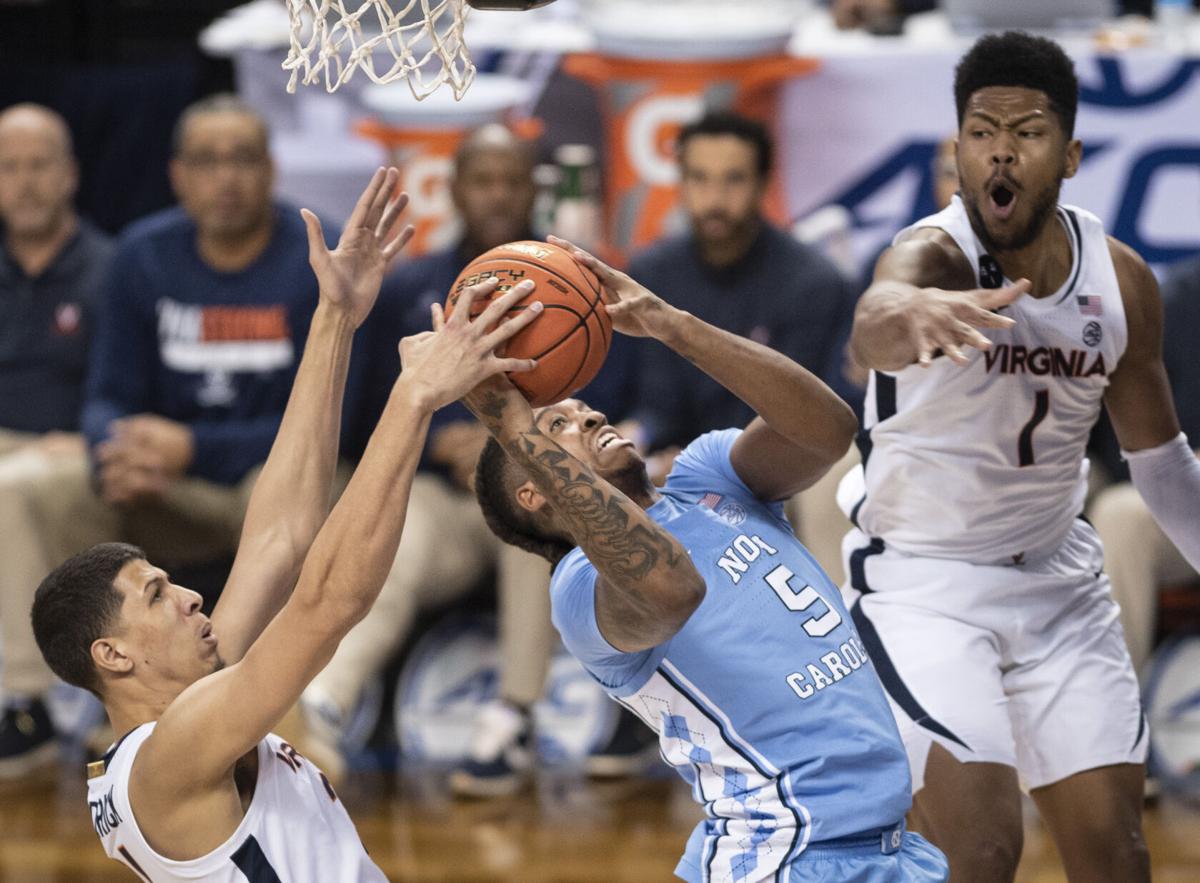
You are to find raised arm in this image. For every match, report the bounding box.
[849,228,1025,371]
[209,167,413,664]
[465,374,705,654]
[135,279,542,809]
[1102,239,1200,572]
[550,237,856,501]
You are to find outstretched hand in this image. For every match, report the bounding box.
[301,167,414,328]
[399,278,543,413]
[547,235,679,339]
[908,279,1028,366]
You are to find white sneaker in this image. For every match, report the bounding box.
[448,701,532,799]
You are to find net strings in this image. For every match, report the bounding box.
[284,0,476,99]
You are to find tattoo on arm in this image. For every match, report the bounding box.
[473,389,681,580]
[504,429,681,582]
[472,389,699,647]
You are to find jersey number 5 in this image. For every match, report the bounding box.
[1018,389,1050,467]
[765,564,842,637]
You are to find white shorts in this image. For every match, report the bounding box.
[840,520,1147,792]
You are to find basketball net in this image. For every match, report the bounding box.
[283,0,475,100]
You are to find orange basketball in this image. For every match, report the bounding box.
[445,240,611,408]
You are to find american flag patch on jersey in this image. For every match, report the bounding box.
[1076,294,1103,316]
[699,492,724,510]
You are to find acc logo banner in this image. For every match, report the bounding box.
[782,54,1200,273]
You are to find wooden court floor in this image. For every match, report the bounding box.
[3,763,1200,881]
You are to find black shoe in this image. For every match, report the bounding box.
[0,697,57,779]
[585,706,659,778]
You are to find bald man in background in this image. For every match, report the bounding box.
[0,103,112,776]
[0,94,329,779]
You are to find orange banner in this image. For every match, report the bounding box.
[355,118,543,257]
[564,53,819,265]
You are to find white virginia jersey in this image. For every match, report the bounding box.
[838,195,1127,564]
[87,723,387,882]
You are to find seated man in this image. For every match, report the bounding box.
[31,168,543,881]
[625,110,860,583]
[0,103,112,776]
[1090,250,1200,673]
[468,239,948,882]
[0,94,332,774]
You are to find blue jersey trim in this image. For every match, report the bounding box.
[656,662,806,882]
[848,539,971,751]
[702,826,718,882]
[657,663,775,780]
[875,373,897,422]
[854,373,897,529]
[849,537,886,592]
[231,835,283,883]
[774,777,803,880]
[1054,208,1085,305]
[851,600,970,751]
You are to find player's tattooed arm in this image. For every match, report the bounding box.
[470,387,705,652]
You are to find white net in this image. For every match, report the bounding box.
[283,0,475,99]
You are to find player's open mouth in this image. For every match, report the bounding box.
[201,622,217,644]
[988,181,1018,221]
[595,429,630,453]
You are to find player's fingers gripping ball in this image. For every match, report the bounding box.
[445,240,612,407]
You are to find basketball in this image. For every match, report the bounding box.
[445,240,611,408]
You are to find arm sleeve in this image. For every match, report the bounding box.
[550,549,664,695]
[1126,432,1200,573]
[81,247,158,455]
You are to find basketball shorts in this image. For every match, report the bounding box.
[840,519,1147,791]
[676,823,948,883]
[784,829,947,883]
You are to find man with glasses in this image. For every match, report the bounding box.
[0,94,333,777]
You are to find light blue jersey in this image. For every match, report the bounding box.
[552,430,927,882]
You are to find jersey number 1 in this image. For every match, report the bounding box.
[765,564,842,637]
[1018,389,1050,467]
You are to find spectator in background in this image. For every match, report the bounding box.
[0,103,112,778]
[1090,253,1200,673]
[626,110,859,579]
[630,111,860,448]
[0,94,327,776]
[930,133,960,215]
[832,0,938,34]
[828,1,1188,34]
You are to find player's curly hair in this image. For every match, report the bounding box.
[32,542,145,698]
[475,437,573,567]
[954,31,1079,137]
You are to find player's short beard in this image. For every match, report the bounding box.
[964,175,1062,254]
[601,458,656,505]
